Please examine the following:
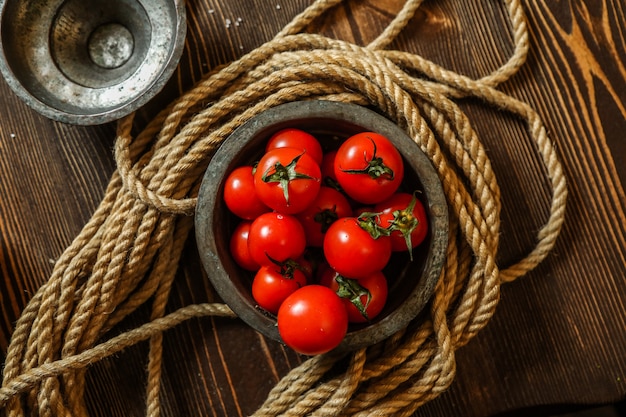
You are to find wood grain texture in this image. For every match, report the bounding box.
[0,0,624,416]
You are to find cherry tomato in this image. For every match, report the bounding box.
[375,192,428,256]
[254,147,322,214]
[296,186,353,247]
[229,221,260,271]
[223,166,271,219]
[252,263,307,314]
[319,267,388,323]
[320,149,342,190]
[323,216,392,278]
[248,212,306,266]
[334,132,404,204]
[266,128,324,165]
[277,285,348,355]
[295,252,316,282]
[353,206,375,217]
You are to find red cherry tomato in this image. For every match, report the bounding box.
[248,212,306,266]
[320,149,337,180]
[375,192,428,255]
[277,285,348,355]
[254,147,322,214]
[320,149,342,190]
[352,206,375,217]
[229,221,260,271]
[319,267,388,323]
[323,216,392,279]
[334,132,404,204]
[294,252,316,282]
[266,128,324,165]
[296,186,353,247]
[252,263,307,314]
[223,166,271,219]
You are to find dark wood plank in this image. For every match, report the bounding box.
[0,92,116,352]
[0,0,624,416]
[413,0,626,415]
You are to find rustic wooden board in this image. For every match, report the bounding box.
[1,1,624,416]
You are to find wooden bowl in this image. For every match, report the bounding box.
[195,100,448,352]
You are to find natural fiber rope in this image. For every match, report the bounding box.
[0,0,568,416]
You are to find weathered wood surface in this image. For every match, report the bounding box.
[1,1,625,416]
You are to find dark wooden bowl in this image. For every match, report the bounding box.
[195,100,448,352]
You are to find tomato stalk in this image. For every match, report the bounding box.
[340,138,395,180]
[357,212,391,240]
[334,275,372,321]
[323,176,343,192]
[266,255,303,281]
[261,153,314,204]
[313,206,340,233]
[387,193,420,261]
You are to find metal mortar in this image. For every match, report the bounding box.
[0,0,186,125]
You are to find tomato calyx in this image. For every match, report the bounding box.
[261,153,315,204]
[334,275,372,321]
[357,212,391,240]
[313,206,340,233]
[267,255,304,281]
[323,176,343,192]
[340,138,395,181]
[387,192,421,260]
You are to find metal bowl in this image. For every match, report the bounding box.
[0,0,186,125]
[195,100,448,353]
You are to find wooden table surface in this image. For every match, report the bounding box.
[1,1,625,416]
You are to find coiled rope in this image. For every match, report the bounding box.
[1,0,567,416]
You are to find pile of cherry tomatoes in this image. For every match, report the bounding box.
[223,128,428,355]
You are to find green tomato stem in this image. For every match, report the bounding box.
[387,192,421,261]
[340,138,395,180]
[335,275,372,321]
[357,212,391,240]
[261,153,314,204]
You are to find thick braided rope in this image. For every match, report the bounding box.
[0,1,568,416]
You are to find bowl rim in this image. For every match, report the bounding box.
[195,100,448,352]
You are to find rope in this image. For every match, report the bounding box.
[1,0,567,416]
